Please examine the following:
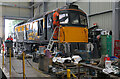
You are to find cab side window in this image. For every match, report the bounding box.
[80,15,87,25]
[47,14,53,29]
[38,20,43,36]
[20,27,22,31]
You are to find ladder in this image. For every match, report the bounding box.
[47,26,59,51]
[16,31,19,39]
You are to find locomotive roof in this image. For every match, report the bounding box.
[15,4,86,27]
[45,4,86,15]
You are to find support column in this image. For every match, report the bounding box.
[0,5,5,40]
[30,2,34,18]
[43,2,47,13]
[112,1,120,55]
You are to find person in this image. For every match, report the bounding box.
[109,30,112,35]
[2,41,5,52]
[53,9,60,28]
[6,36,13,41]
[53,9,60,39]
[5,36,13,57]
[9,36,13,41]
[96,35,101,58]
[6,36,10,40]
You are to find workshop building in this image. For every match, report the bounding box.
[0,0,120,79]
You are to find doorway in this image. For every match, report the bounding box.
[5,19,23,40]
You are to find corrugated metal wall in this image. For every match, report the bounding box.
[47,2,57,11]
[2,6,31,18]
[0,2,31,38]
[89,12,112,30]
[0,2,114,38]
[90,2,112,14]
[58,2,66,8]
[2,2,31,18]
[89,2,112,30]
[34,2,66,17]
[75,2,89,14]
[75,2,113,30]
[33,2,113,31]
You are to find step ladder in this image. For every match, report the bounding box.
[47,26,59,51]
[16,31,19,39]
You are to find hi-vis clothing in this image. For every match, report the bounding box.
[53,11,60,39]
[53,28,59,39]
[7,37,13,41]
[2,44,5,51]
[53,11,59,27]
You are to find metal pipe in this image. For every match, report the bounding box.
[30,2,43,8]
[88,0,90,27]
[30,3,38,8]
[34,5,40,18]
[89,9,113,17]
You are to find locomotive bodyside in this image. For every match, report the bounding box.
[14,5,88,54]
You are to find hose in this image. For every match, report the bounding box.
[25,59,47,77]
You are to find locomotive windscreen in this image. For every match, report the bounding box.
[59,10,87,27]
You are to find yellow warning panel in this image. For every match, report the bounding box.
[59,27,88,43]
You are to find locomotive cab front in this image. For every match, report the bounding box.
[58,9,88,43]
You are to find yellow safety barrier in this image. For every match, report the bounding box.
[71,73,77,78]
[22,52,25,79]
[2,48,4,67]
[67,69,70,79]
[67,68,78,79]
[9,48,11,77]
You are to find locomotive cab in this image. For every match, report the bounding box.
[45,9,88,43]
[44,5,88,55]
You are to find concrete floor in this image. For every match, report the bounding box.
[0,53,53,79]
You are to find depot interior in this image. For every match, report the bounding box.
[0,1,120,79]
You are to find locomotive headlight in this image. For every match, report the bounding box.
[84,28,87,33]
